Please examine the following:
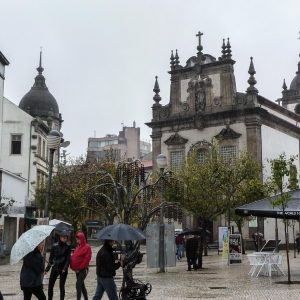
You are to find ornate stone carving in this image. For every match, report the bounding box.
[215,126,241,140]
[181,102,189,111]
[188,139,211,153]
[164,132,188,145]
[213,97,222,106]
[160,106,169,117]
[235,93,247,106]
[195,81,206,112]
[194,114,205,130]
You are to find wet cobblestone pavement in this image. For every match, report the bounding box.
[1,246,300,299]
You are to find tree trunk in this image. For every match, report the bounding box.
[284,219,292,283]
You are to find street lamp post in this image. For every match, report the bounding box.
[157,154,167,272]
[45,130,61,219]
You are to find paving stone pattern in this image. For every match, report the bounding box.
[1,246,300,299]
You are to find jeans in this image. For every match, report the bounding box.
[92,276,118,300]
[48,269,68,300]
[187,257,197,271]
[177,244,183,259]
[22,285,46,300]
[76,269,89,300]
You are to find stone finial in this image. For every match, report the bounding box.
[170,50,175,71]
[153,76,161,104]
[246,57,258,94]
[282,79,287,90]
[221,39,226,60]
[175,49,180,66]
[36,49,44,75]
[195,31,204,75]
[226,38,232,60]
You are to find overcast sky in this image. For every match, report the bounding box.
[1,0,299,159]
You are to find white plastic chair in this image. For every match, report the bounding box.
[269,254,286,276]
[247,254,266,277]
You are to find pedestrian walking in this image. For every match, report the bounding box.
[70,233,92,300]
[296,233,300,254]
[185,234,199,271]
[44,230,71,300]
[175,233,185,260]
[20,240,46,300]
[92,239,124,300]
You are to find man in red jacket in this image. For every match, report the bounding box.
[70,233,92,300]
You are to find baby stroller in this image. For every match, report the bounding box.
[119,241,152,300]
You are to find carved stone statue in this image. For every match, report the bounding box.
[195,81,206,112]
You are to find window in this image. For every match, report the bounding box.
[38,137,41,155]
[89,141,99,148]
[221,146,236,163]
[170,150,184,172]
[42,140,46,158]
[11,135,22,154]
[198,149,207,164]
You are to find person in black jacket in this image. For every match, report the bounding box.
[20,241,46,300]
[44,230,71,300]
[92,239,124,300]
[186,234,199,271]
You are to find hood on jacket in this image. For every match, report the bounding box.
[76,232,87,246]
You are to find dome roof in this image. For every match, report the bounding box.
[289,62,300,91]
[19,53,59,119]
[290,74,300,91]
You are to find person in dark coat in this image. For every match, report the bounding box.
[296,233,300,254]
[185,234,199,271]
[44,230,71,300]
[20,241,46,300]
[92,239,124,300]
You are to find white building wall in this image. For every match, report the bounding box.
[1,170,27,207]
[261,125,300,243]
[1,98,36,198]
[261,125,299,180]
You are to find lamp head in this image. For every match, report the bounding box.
[157,154,167,170]
[47,130,61,150]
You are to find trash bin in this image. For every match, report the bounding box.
[0,242,6,257]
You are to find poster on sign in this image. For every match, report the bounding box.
[218,226,228,253]
[228,234,242,265]
[222,230,229,259]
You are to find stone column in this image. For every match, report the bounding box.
[245,117,262,164]
[151,131,162,173]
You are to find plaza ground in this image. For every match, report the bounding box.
[1,246,300,299]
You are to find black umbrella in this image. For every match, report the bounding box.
[235,190,300,220]
[94,224,150,241]
[179,227,210,236]
[54,222,74,231]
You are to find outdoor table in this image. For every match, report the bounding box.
[247,252,285,277]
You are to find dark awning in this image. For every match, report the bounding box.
[235,190,300,220]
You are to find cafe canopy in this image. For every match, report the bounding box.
[235,190,300,220]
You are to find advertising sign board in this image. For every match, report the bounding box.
[218,226,228,253]
[229,234,242,265]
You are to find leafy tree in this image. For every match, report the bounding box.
[34,150,117,232]
[175,141,227,268]
[266,153,298,284]
[223,151,267,254]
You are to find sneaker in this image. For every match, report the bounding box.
[187,269,191,271]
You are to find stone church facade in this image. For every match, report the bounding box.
[146,32,300,244]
